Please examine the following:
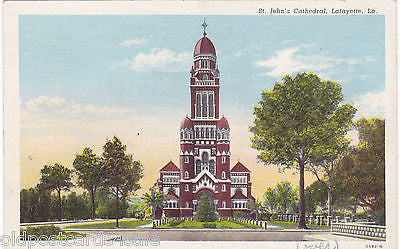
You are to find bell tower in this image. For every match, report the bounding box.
[190,19,220,120]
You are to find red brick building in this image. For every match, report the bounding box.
[157,23,254,218]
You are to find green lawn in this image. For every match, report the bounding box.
[65,219,152,229]
[20,225,87,239]
[268,220,329,228]
[158,220,261,229]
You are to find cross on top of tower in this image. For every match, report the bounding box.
[202,18,208,36]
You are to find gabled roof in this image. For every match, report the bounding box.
[231,191,248,199]
[160,161,180,172]
[165,190,179,199]
[231,162,251,172]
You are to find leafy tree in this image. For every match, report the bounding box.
[263,187,279,212]
[20,186,58,222]
[96,189,128,219]
[305,180,328,213]
[73,147,102,219]
[248,199,264,220]
[127,194,152,218]
[63,192,91,220]
[335,118,385,212]
[143,187,165,219]
[195,194,216,222]
[101,136,144,227]
[38,163,73,221]
[275,180,298,213]
[250,73,355,228]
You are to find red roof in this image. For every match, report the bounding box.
[180,117,193,129]
[217,117,229,129]
[160,161,180,172]
[231,191,248,199]
[194,36,216,56]
[231,162,250,172]
[165,190,179,199]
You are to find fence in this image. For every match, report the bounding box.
[331,222,386,240]
[152,216,268,229]
[274,213,371,226]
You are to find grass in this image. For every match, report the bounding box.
[65,219,152,229]
[158,220,262,229]
[268,220,330,228]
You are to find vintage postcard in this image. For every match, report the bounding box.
[2,1,397,249]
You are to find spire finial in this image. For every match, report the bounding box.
[201,18,208,36]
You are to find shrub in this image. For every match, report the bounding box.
[20,225,63,238]
[202,222,216,228]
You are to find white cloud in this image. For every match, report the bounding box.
[26,96,66,112]
[254,45,371,78]
[115,48,192,73]
[120,38,148,47]
[25,96,128,116]
[352,90,386,118]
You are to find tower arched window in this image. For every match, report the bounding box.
[195,128,199,138]
[205,128,209,138]
[202,94,208,117]
[222,171,226,179]
[222,201,226,208]
[201,128,204,138]
[180,131,183,139]
[185,184,189,192]
[209,160,215,175]
[196,94,201,118]
[184,171,189,179]
[222,184,226,192]
[208,94,214,118]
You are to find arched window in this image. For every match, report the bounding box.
[196,94,201,118]
[202,74,208,80]
[205,128,209,138]
[217,131,221,139]
[195,160,201,175]
[222,184,226,192]
[222,171,226,179]
[222,156,226,163]
[208,94,214,117]
[184,171,189,179]
[210,128,214,139]
[195,128,199,138]
[186,202,189,208]
[222,201,226,208]
[209,160,215,175]
[185,184,189,191]
[201,128,204,138]
[202,94,208,117]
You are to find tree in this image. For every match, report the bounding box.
[304,180,328,213]
[248,199,264,220]
[250,73,356,228]
[38,163,73,221]
[73,147,103,219]
[335,118,385,212]
[20,186,58,222]
[275,180,298,213]
[143,187,165,219]
[101,136,144,227]
[263,187,279,212]
[195,194,216,222]
[63,192,91,220]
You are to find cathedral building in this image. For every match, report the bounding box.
[157,22,254,218]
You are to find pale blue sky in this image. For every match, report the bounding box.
[20,15,385,118]
[19,15,385,195]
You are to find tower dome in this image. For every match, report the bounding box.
[217,117,230,129]
[194,36,216,56]
[180,117,193,129]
